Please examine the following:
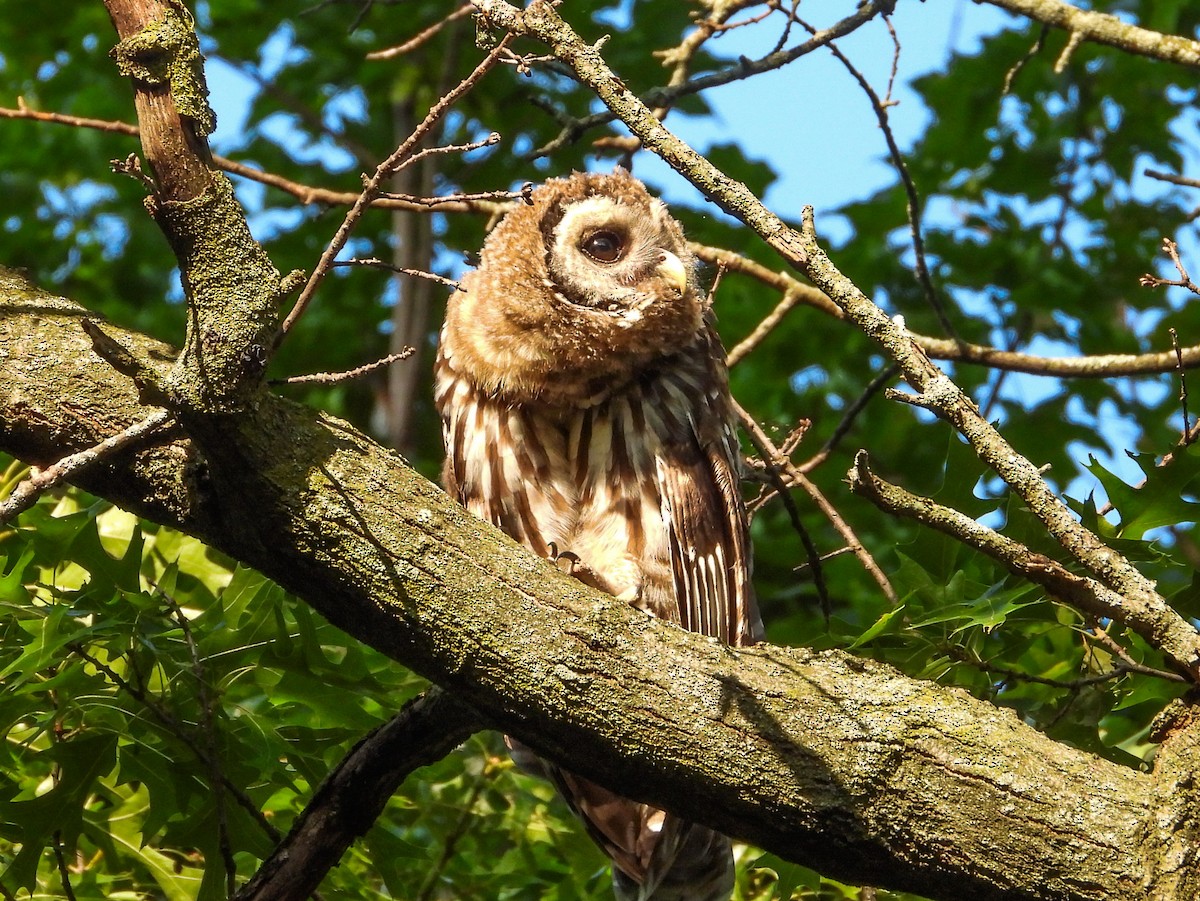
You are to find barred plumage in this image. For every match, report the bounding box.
[435,170,762,900]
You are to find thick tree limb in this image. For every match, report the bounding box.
[0,268,1178,901]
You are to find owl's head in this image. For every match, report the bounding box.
[443,170,706,403]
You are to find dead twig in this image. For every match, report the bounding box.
[1140,238,1200,296]
[330,258,463,291]
[274,348,416,386]
[366,3,474,60]
[278,39,510,343]
[0,409,171,526]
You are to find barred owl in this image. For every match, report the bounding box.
[435,170,762,901]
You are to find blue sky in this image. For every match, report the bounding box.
[631,1,1016,227]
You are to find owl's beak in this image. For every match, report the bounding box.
[657,251,689,292]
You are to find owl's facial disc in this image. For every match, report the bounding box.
[547,195,691,313]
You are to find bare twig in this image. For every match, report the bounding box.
[1054,29,1085,72]
[68,643,281,842]
[274,348,416,386]
[1087,620,1187,683]
[366,3,474,60]
[161,588,236,896]
[799,365,898,473]
[0,102,509,216]
[52,832,78,901]
[524,0,895,158]
[278,41,510,342]
[798,14,956,340]
[948,644,1183,689]
[1172,328,1191,440]
[1145,169,1200,190]
[330,258,463,291]
[0,409,171,526]
[735,400,897,607]
[734,400,832,616]
[1003,24,1049,95]
[414,755,496,901]
[1141,238,1200,296]
[702,243,1200,378]
[378,182,533,207]
[396,132,501,175]
[0,96,140,135]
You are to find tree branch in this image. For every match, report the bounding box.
[234,688,483,901]
[697,243,1200,377]
[0,269,1163,901]
[979,0,1200,69]
[847,451,1192,671]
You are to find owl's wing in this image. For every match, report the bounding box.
[651,331,763,648]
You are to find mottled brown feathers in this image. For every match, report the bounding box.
[435,170,761,901]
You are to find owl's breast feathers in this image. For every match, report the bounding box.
[435,320,761,647]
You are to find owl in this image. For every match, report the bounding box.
[435,170,762,901]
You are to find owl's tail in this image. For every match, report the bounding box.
[610,819,734,901]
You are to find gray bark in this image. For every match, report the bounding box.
[1,267,1192,901]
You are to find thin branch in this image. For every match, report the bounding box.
[414,754,495,901]
[703,243,1200,377]
[395,131,501,175]
[278,40,510,342]
[52,832,78,901]
[734,400,831,616]
[214,153,507,215]
[330,257,463,291]
[848,452,1196,679]
[1141,238,1200,296]
[799,365,898,473]
[366,3,474,60]
[377,182,533,207]
[947,644,1182,689]
[1087,620,1187,683]
[1145,168,1200,190]
[524,0,895,158]
[799,14,957,340]
[0,409,171,526]
[0,97,140,135]
[1003,24,1050,94]
[1172,328,1191,441]
[273,348,415,386]
[68,643,281,843]
[162,588,237,896]
[979,0,1200,69]
[694,242,842,316]
[735,401,897,607]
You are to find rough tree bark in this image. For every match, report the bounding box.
[2,267,1197,901]
[4,1,1200,898]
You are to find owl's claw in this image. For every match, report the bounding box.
[547,542,603,586]
[548,542,582,575]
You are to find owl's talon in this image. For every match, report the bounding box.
[547,542,583,575]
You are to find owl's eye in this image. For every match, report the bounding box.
[580,229,626,264]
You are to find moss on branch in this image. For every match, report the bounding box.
[0,267,1173,901]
